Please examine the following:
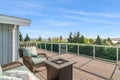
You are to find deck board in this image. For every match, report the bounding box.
[34,49,120,80]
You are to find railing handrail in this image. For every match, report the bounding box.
[19,41,119,48]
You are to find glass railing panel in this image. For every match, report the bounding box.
[95,46,116,61]
[41,43,45,49]
[52,44,59,53]
[119,48,120,61]
[60,44,66,54]
[68,44,78,55]
[79,45,93,57]
[46,43,51,51]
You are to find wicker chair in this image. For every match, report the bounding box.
[1,62,23,71]
[19,47,48,72]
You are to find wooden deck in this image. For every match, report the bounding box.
[34,49,120,80]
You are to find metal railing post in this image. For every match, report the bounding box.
[66,44,68,53]
[45,43,47,52]
[116,47,119,65]
[93,46,95,59]
[77,44,79,56]
[59,43,61,55]
[51,43,53,53]
[35,42,37,48]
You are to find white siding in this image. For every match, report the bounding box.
[0,23,19,65]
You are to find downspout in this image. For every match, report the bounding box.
[12,25,17,61]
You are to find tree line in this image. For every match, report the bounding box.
[19,31,113,46]
[67,31,113,46]
[19,32,64,42]
[19,32,42,42]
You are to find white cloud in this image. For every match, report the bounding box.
[0,0,48,17]
[39,19,80,26]
[58,8,120,18]
[63,15,120,25]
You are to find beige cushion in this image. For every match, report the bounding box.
[5,70,29,80]
[4,70,40,80]
[32,55,46,64]
[0,76,22,80]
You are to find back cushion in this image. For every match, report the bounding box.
[22,47,37,57]
[0,65,2,76]
[22,48,32,57]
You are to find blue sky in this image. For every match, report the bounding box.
[0,0,120,39]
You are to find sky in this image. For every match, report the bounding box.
[0,0,120,39]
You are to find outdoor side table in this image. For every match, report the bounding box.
[44,58,76,80]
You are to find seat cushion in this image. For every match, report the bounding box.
[3,65,40,80]
[0,76,22,80]
[32,56,46,64]
[0,65,2,76]
[22,47,37,57]
[4,70,29,80]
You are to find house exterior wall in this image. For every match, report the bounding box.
[0,23,19,65]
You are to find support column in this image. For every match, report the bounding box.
[12,25,17,62]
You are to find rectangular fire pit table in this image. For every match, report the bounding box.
[44,58,76,80]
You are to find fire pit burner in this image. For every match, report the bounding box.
[52,58,68,65]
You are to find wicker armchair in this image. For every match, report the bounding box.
[19,47,48,72]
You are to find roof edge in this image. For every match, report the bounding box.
[0,14,31,26]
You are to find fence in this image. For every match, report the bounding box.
[20,42,120,64]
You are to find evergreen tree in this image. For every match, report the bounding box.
[103,37,113,46]
[94,35,103,45]
[107,37,113,45]
[48,37,51,42]
[24,34,30,41]
[76,31,80,43]
[37,36,42,41]
[68,32,73,43]
[19,32,23,42]
[73,32,77,43]
[60,36,62,41]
